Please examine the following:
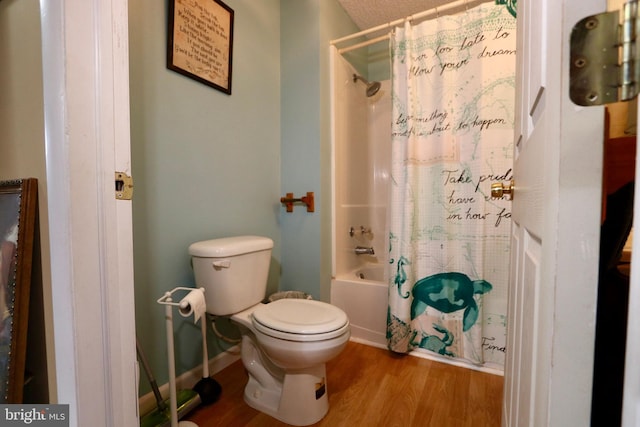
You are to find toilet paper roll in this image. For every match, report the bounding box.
[178,288,206,323]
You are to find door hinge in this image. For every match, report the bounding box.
[115,172,133,200]
[570,1,640,106]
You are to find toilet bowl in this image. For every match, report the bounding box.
[251,299,350,368]
[232,299,350,425]
[188,236,350,426]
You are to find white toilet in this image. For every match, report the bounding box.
[188,235,350,426]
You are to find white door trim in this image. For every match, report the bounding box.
[39,1,137,426]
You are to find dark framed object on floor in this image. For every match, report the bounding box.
[0,178,37,403]
[167,0,235,94]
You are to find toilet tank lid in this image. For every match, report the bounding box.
[189,236,273,257]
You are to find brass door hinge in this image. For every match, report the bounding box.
[115,172,133,200]
[570,1,640,106]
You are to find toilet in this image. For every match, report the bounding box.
[188,235,350,426]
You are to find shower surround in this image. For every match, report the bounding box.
[329,3,513,374]
[330,48,391,348]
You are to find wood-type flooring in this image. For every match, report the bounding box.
[184,340,503,427]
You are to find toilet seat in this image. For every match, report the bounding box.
[252,299,349,342]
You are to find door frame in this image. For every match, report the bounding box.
[39,0,137,425]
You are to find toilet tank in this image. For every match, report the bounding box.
[189,236,274,316]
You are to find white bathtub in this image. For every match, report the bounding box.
[330,264,389,348]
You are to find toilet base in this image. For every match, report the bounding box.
[244,364,329,426]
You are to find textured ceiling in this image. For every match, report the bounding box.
[336,0,473,31]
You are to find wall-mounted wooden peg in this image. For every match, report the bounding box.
[280,192,314,213]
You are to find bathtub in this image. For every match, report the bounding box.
[330,264,389,348]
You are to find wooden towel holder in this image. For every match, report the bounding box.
[280,192,314,213]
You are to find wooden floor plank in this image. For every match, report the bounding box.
[184,341,503,427]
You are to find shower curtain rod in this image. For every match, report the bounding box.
[331,0,492,54]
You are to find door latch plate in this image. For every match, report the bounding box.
[115,172,133,200]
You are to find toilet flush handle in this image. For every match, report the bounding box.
[212,260,231,269]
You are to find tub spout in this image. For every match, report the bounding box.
[355,246,375,255]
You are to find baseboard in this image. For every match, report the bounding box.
[409,347,505,376]
[138,345,241,416]
[349,336,387,350]
[349,337,504,377]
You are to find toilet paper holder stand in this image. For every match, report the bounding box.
[157,286,207,427]
[158,286,205,317]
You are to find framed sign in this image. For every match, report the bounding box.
[0,178,37,403]
[167,0,235,94]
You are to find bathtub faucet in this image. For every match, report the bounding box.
[354,246,375,255]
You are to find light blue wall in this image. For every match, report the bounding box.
[130,0,360,394]
[129,0,282,392]
[368,40,391,82]
[280,1,322,299]
[280,0,360,301]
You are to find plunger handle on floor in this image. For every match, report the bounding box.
[201,314,209,378]
[192,310,221,406]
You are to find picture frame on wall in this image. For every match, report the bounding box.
[0,178,37,403]
[167,0,235,94]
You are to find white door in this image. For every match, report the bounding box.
[502,0,606,426]
[40,1,137,426]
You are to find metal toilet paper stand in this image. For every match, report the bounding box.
[157,287,208,427]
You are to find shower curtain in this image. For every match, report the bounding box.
[387,2,516,368]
